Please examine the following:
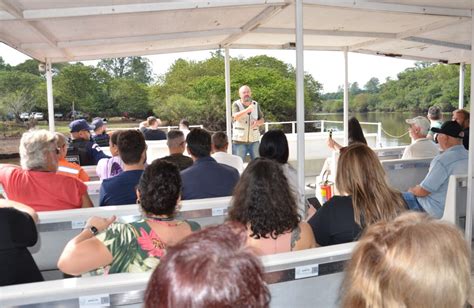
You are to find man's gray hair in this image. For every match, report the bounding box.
[167,130,185,148]
[20,129,57,170]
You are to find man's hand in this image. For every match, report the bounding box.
[408,185,431,197]
[245,104,254,113]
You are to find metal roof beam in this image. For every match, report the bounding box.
[19,28,241,49]
[254,27,396,39]
[304,0,471,18]
[0,0,69,57]
[349,18,468,51]
[403,36,471,51]
[220,4,288,46]
[18,0,288,20]
[46,44,221,63]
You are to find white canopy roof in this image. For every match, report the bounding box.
[0,0,471,64]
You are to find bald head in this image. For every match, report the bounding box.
[239,85,252,103]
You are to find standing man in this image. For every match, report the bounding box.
[452,109,470,150]
[232,85,264,161]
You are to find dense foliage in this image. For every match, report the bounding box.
[0,54,469,127]
[320,62,471,113]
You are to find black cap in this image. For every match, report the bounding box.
[431,121,464,139]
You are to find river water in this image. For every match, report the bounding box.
[312,112,447,147]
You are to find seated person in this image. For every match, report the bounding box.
[0,200,43,286]
[179,119,190,138]
[403,121,468,218]
[320,117,367,181]
[427,105,443,140]
[211,131,244,173]
[0,129,92,211]
[181,128,239,200]
[145,222,270,308]
[452,109,470,150]
[341,212,470,308]
[228,158,315,255]
[402,116,438,159]
[91,117,110,147]
[67,119,109,166]
[96,130,124,180]
[259,130,304,211]
[100,130,145,206]
[58,160,200,275]
[308,143,407,246]
[140,116,166,140]
[159,130,193,171]
[56,132,90,182]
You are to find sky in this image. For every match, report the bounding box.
[0,43,416,93]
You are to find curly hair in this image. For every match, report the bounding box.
[145,222,270,308]
[137,160,181,216]
[228,158,300,239]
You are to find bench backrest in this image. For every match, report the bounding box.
[441,174,467,230]
[5,242,356,308]
[372,146,406,160]
[381,157,432,192]
[30,197,231,272]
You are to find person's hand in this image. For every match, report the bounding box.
[251,120,260,128]
[85,216,116,233]
[245,104,254,113]
[327,137,336,150]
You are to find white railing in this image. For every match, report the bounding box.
[112,125,203,132]
[263,120,382,148]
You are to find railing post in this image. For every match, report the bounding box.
[321,120,325,133]
[265,122,269,132]
[377,122,382,148]
[292,122,296,134]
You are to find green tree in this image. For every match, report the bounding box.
[54,63,109,115]
[98,57,153,84]
[109,78,150,118]
[0,70,43,121]
[364,77,380,93]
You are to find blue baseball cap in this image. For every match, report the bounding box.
[91,117,107,130]
[69,119,94,133]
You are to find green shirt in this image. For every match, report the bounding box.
[90,218,200,275]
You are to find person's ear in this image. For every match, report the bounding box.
[136,189,141,203]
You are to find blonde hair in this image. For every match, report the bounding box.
[20,129,57,170]
[342,212,470,308]
[336,143,406,226]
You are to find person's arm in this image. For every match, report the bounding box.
[327,138,342,151]
[82,192,93,208]
[0,199,38,222]
[57,216,116,276]
[408,185,431,197]
[232,103,254,121]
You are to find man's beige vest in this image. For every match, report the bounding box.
[232,100,261,143]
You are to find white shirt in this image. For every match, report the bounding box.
[212,151,244,174]
[402,138,439,159]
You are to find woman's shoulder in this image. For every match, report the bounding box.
[292,221,316,250]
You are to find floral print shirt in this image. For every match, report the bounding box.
[90,218,200,275]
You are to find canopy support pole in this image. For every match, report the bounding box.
[465,15,473,245]
[224,47,232,153]
[46,59,55,132]
[295,0,306,214]
[459,62,465,109]
[343,48,349,145]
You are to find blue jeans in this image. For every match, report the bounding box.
[232,142,260,161]
[402,192,425,212]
